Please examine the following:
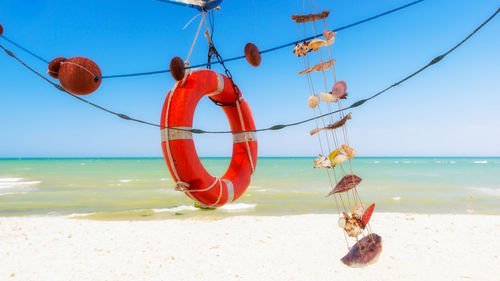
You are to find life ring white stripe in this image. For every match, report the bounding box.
[161,127,193,141]
[232,131,257,143]
[207,73,224,97]
[222,179,234,203]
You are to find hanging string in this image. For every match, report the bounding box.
[0,35,50,64]
[94,0,425,79]
[0,0,425,80]
[0,1,424,79]
[0,6,498,135]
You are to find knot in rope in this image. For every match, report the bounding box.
[174,181,190,192]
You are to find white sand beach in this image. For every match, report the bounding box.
[1,213,499,281]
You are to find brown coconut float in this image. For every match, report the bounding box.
[48,57,67,79]
[244,43,261,67]
[170,56,185,81]
[0,24,3,35]
[341,233,382,267]
[58,57,102,95]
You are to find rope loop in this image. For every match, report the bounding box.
[174,181,191,192]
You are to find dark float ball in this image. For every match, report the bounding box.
[48,57,67,79]
[58,57,102,95]
[170,56,185,81]
[244,43,261,67]
[0,24,3,35]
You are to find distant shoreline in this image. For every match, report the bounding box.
[1,156,499,160]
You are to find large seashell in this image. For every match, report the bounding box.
[331,112,352,129]
[351,205,364,220]
[362,203,375,227]
[341,144,356,158]
[341,233,382,267]
[332,81,347,99]
[307,94,320,108]
[332,154,348,166]
[326,174,362,196]
[323,30,337,41]
[307,36,336,51]
[309,128,322,136]
[298,60,336,75]
[307,39,326,51]
[328,149,341,161]
[293,43,311,57]
[310,113,351,135]
[343,212,364,237]
[314,155,332,169]
[320,92,338,103]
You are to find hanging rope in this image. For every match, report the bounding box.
[1,7,498,135]
[94,0,425,79]
[0,35,50,64]
[0,1,424,79]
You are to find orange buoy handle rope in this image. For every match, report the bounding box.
[161,69,258,208]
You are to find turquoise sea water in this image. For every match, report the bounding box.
[0,157,499,219]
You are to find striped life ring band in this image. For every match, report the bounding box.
[160,69,258,208]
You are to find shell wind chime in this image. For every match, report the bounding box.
[292,4,382,267]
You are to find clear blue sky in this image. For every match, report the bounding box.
[0,0,499,157]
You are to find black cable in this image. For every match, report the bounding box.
[96,0,425,79]
[1,7,498,134]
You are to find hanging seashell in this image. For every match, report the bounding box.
[332,154,348,166]
[307,94,320,108]
[314,155,332,169]
[331,112,352,129]
[343,212,364,237]
[361,203,375,227]
[328,149,341,161]
[244,43,261,67]
[298,60,336,75]
[351,205,364,220]
[332,81,347,99]
[320,92,338,103]
[310,113,352,136]
[307,37,335,51]
[338,216,346,228]
[309,128,321,136]
[341,144,356,158]
[307,39,326,51]
[323,30,337,41]
[341,233,382,268]
[293,43,311,57]
[326,174,362,196]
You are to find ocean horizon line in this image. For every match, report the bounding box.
[0,156,499,160]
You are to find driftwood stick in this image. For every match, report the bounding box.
[291,10,330,23]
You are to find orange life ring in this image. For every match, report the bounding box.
[161,69,258,208]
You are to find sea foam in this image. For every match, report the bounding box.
[219,203,257,211]
[153,205,198,213]
[0,178,41,189]
[468,187,500,197]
